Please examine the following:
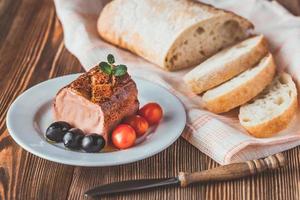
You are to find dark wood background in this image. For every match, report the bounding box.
[1,0,300,199]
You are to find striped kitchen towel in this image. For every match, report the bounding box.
[54,0,300,164]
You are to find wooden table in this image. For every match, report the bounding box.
[1,0,300,199]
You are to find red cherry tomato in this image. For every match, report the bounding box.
[123,115,149,137]
[138,103,163,125]
[111,124,136,149]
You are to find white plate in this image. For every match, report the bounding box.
[6,74,186,166]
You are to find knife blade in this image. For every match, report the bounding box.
[85,177,180,197]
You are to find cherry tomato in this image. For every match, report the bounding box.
[123,115,149,137]
[138,103,163,125]
[111,124,136,149]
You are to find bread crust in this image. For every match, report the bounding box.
[97,0,253,70]
[203,54,276,113]
[184,35,268,94]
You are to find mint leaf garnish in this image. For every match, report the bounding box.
[107,54,115,64]
[98,54,127,78]
[113,64,127,76]
[99,62,112,75]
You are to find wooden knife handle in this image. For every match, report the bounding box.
[178,153,285,187]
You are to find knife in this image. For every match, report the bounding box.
[85,153,285,197]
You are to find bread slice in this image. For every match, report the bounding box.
[98,0,253,71]
[202,53,276,113]
[239,73,298,138]
[184,35,268,94]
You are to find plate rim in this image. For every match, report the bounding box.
[6,74,186,166]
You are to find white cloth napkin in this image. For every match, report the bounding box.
[54,0,300,165]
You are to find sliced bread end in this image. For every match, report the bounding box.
[165,14,253,71]
[239,73,298,138]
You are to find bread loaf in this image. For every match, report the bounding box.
[98,0,253,71]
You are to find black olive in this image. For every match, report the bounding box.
[46,121,72,143]
[81,134,106,153]
[63,128,84,149]
[46,128,65,142]
[46,121,72,133]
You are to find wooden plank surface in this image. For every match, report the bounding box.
[0,0,300,199]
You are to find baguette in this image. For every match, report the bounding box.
[184,35,268,94]
[239,73,298,138]
[98,0,253,71]
[202,53,276,113]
